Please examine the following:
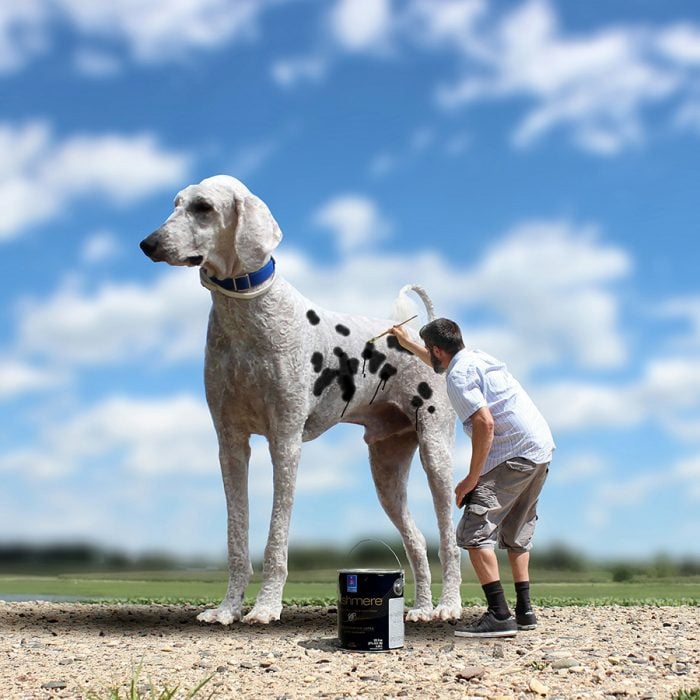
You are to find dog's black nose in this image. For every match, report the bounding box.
[140,233,159,257]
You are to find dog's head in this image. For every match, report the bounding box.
[139,175,282,279]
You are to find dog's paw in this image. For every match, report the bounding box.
[243,604,282,625]
[197,604,241,625]
[431,603,462,621]
[405,606,433,623]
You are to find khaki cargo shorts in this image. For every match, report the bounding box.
[456,457,549,552]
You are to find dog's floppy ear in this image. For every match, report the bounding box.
[233,191,282,271]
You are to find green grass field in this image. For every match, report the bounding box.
[1,569,698,606]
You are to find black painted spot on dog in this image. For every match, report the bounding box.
[379,363,397,382]
[386,335,413,354]
[306,309,320,325]
[335,324,350,336]
[313,367,338,397]
[413,384,435,429]
[417,382,433,399]
[370,363,398,404]
[311,346,358,417]
[311,352,323,373]
[361,342,387,376]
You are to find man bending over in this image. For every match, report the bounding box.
[390,318,555,638]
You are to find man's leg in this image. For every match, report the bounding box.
[469,547,500,584]
[508,550,536,628]
[468,548,511,620]
[508,549,529,582]
[500,462,549,630]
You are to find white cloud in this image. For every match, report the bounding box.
[550,452,606,484]
[0,0,274,73]
[72,48,121,76]
[56,0,264,62]
[81,230,122,264]
[0,358,67,401]
[535,353,700,436]
[656,23,700,64]
[534,380,639,432]
[586,453,700,529]
[312,194,393,254]
[367,126,469,178]
[305,0,700,155]
[0,393,216,479]
[328,0,393,53]
[271,55,328,88]
[18,268,208,365]
[434,0,679,154]
[404,0,486,52]
[464,220,631,369]
[0,121,189,241]
[0,2,47,73]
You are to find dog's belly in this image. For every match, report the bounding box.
[303,397,413,445]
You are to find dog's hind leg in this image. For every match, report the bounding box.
[198,433,253,625]
[418,434,463,621]
[368,431,435,622]
[243,432,303,624]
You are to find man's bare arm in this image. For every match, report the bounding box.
[387,324,431,366]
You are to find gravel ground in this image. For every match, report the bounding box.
[0,602,697,699]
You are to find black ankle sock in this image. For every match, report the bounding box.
[482,580,511,620]
[514,580,531,614]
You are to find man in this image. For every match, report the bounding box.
[390,318,554,638]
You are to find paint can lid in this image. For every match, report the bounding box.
[338,568,403,574]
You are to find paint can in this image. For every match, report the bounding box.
[337,539,405,652]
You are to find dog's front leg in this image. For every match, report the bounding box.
[198,434,252,625]
[243,433,302,624]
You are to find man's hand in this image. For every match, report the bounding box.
[455,474,478,508]
[388,323,411,346]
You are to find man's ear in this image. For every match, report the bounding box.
[232,193,282,271]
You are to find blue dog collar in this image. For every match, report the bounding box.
[201,257,276,297]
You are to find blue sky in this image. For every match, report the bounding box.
[2,0,699,562]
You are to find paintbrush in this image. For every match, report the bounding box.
[367,314,418,344]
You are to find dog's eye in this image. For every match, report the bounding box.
[190,200,213,214]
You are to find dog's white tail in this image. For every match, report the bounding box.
[391,284,437,329]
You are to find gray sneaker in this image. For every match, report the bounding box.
[516,609,537,630]
[454,611,517,638]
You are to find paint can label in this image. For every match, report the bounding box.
[337,569,405,651]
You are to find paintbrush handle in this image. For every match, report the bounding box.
[369,314,418,343]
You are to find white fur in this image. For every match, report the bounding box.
[140,175,462,624]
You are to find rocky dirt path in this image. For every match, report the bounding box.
[0,602,697,699]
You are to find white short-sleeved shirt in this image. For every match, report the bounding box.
[446,348,555,475]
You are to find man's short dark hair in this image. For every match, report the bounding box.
[419,318,465,357]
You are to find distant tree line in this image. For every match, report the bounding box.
[1,540,699,578]
[0,542,202,573]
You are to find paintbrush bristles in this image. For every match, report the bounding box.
[368,314,418,344]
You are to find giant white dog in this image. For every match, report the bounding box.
[140,175,461,624]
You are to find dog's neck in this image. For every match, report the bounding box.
[200,257,276,299]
